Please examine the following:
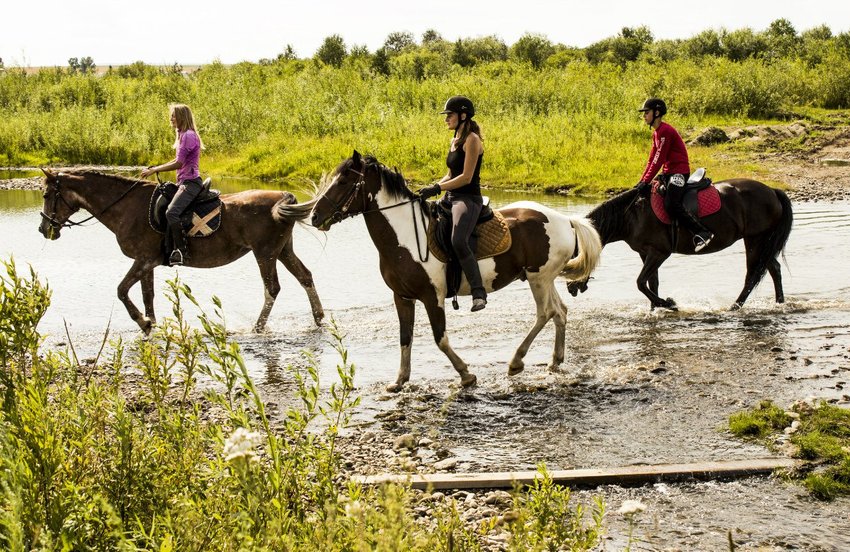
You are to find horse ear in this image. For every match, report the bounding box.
[352,150,361,163]
[41,167,54,177]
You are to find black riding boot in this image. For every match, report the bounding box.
[168,222,187,266]
[458,255,487,311]
[680,210,714,252]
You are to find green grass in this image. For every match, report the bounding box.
[3,54,850,194]
[729,400,850,500]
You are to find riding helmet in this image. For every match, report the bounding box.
[638,98,667,116]
[440,95,475,117]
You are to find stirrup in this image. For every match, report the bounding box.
[169,250,184,266]
[471,298,487,312]
[693,233,713,253]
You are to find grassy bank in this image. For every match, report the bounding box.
[0,258,606,549]
[2,50,849,194]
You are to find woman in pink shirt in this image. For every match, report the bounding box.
[141,104,204,265]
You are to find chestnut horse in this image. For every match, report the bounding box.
[568,180,793,309]
[278,152,602,392]
[38,169,324,333]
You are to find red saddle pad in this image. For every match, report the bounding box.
[650,182,721,225]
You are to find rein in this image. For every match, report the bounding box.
[316,166,431,262]
[40,174,141,230]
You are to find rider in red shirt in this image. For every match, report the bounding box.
[636,98,714,252]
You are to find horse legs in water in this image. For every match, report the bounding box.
[508,278,568,375]
[385,293,475,393]
[253,251,282,332]
[117,259,158,334]
[732,237,785,310]
[637,250,677,310]
[141,268,156,326]
[278,240,324,325]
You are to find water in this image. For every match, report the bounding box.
[2,184,849,550]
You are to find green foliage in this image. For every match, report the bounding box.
[729,400,850,501]
[0,258,605,548]
[729,400,792,437]
[316,35,347,68]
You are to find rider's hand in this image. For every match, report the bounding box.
[141,167,156,178]
[635,181,650,194]
[419,183,442,199]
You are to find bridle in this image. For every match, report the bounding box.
[314,164,432,262]
[40,173,140,231]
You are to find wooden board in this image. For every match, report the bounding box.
[353,458,798,490]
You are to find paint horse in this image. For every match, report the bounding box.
[38,169,324,333]
[568,178,793,309]
[278,152,602,392]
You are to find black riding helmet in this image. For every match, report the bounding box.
[440,95,475,118]
[638,98,667,117]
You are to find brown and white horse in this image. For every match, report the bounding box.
[278,152,602,392]
[38,169,324,333]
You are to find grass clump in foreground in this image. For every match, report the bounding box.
[0,256,604,550]
[729,399,850,501]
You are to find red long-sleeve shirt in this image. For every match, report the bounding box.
[640,121,690,183]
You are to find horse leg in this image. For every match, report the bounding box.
[279,240,324,326]
[508,279,560,375]
[732,238,769,309]
[422,298,477,389]
[387,293,415,393]
[637,251,677,310]
[253,253,280,332]
[117,260,155,334]
[768,258,785,304]
[141,268,156,326]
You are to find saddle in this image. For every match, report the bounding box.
[148,178,223,237]
[426,197,512,307]
[650,168,721,225]
[426,198,512,263]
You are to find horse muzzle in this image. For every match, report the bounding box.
[38,219,61,240]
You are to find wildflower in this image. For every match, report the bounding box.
[344,500,363,518]
[223,427,263,463]
[617,499,646,517]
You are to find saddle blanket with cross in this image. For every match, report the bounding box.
[148,181,223,237]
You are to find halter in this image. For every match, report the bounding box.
[315,165,431,262]
[40,173,140,231]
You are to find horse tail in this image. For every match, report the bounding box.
[758,188,794,274]
[560,217,603,282]
[273,196,317,223]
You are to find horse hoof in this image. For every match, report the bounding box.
[730,303,742,311]
[461,374,477,387]
[508,364,524,376]
[140,318,153,335]
[665,298,678,311]
[386,383,403,393]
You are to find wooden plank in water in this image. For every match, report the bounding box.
[354,458,797,490]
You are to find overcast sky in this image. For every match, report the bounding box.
[3,0,847,67]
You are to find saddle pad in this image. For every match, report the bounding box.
[149,188,223,237]
[427,209,512,263]
[651,182,721,225]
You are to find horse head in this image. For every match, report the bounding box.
[310,150,384,231]
[39,169,82,240]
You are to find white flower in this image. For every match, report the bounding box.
[223,427,263,463]
[344,500,363,518]
[617,499,647,517]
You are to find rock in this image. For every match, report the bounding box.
[433,458,458,471]
[393,433,417,450]
[418,437,434,448]
[689,127,730,146]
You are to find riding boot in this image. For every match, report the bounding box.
[168,222,187,266]
[458,254,487,311]
[679,210,714,251]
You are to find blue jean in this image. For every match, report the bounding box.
[165,177,203,226]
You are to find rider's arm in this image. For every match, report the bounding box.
[141,158,182,178]
[640,132,668,183]
[438,133,482,191]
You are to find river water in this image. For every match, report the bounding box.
[1,180,849,550]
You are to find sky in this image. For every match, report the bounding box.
[3,0,847,67]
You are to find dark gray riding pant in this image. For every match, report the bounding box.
[450,194,486,300]
[166,177,204,226]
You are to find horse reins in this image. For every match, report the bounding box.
[40,174,140,230]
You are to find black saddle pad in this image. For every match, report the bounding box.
[149,182,223,237]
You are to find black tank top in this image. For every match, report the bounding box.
[446,144,483,197]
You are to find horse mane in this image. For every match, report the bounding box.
[65,169,149,186]
[587,187,641,243]
[334,154,415,201]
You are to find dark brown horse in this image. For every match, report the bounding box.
[38,169,324,333]
[568,179,793,309]
[278,152,602,392]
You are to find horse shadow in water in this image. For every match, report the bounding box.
[277,151,603,392]
[38,169,324,333]
[568,180,793,310]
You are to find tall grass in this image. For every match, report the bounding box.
[2,53,848,191]
[0,258,605,549]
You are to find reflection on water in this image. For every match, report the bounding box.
[2,183,850,549]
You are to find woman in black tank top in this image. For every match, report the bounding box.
[418,95,487,312]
